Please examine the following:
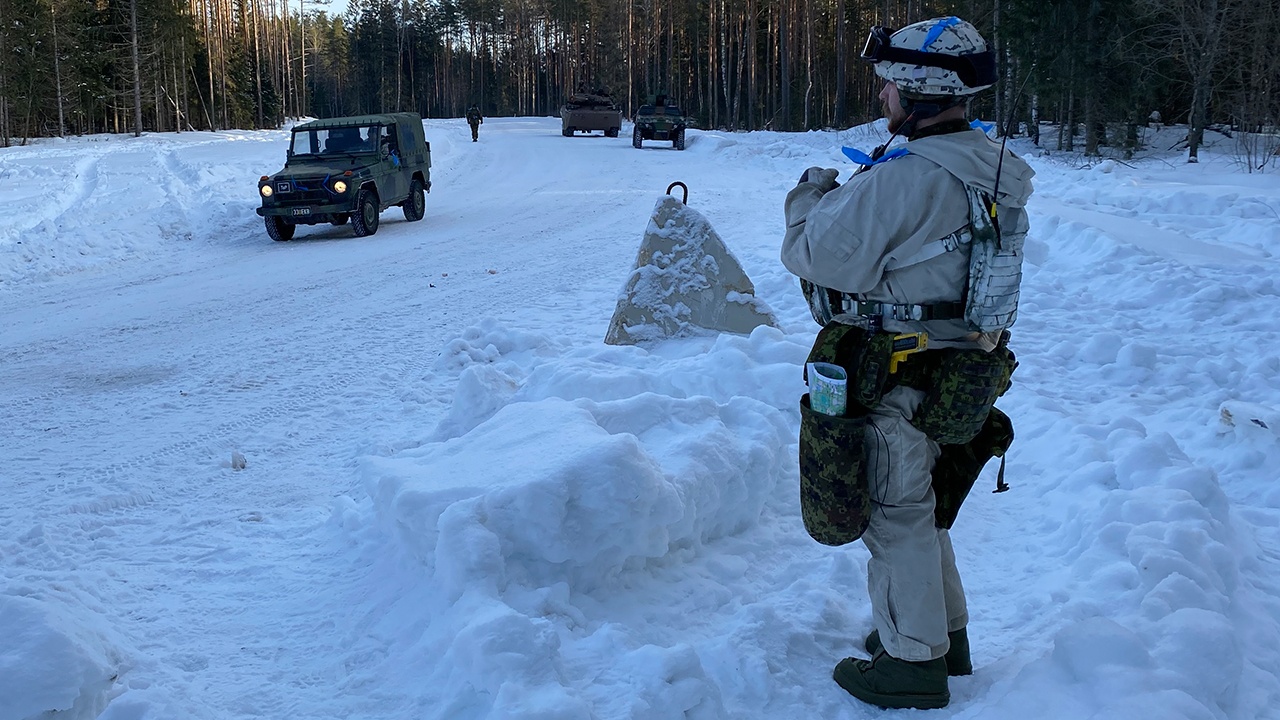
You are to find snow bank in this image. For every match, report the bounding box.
[0,131,280,285]
[356,320,797,716]
[978,414,1245,718]
[0,591,122,720]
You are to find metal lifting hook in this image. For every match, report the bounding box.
[666,181,688,204]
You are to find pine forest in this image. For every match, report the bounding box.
[1,0,1277,163]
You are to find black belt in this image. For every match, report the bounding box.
[845,299,966,322]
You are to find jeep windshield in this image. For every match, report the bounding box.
[290,125,381,157]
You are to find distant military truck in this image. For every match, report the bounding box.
[633,98,688,150]
[256,112,431,241]
[560,90,622,138]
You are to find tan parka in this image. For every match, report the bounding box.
[782,128,1035,349]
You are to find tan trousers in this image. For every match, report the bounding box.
[861,386,969,662]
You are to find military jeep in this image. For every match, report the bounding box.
[257,112,431,241]
[633,98,688,150]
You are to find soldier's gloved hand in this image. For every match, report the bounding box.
[797,167,840,193]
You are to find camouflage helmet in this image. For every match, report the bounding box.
[861,17,996,97]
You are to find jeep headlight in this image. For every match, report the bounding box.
[333,180,348,194]
[260,184,273,197]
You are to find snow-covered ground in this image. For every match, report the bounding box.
[2,117,1279,720]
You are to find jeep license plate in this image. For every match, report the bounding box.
[291,208,311,216]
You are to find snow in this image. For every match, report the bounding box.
[2,117,1279,719]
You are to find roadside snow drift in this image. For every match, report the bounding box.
[0,592,122,720]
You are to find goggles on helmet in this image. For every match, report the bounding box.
[860,26,895,62]
[860,25,997,89]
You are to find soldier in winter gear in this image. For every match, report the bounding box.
[466,104,483,141]
[781,16,1034,710]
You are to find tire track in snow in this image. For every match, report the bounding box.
[22,267,460,504]
[0,151,104,242]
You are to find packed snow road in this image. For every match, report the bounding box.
[1,118,736,717]
[2,118,1279,720]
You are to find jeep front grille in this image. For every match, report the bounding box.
[274,179,335,203]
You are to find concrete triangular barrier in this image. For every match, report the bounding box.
[605,194,779,345]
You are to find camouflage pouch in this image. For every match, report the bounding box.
[804,320,896,414]
[797,320,901,545]
[799,393,871,545]
[910,343,1016,445]
[932,406,1014,529]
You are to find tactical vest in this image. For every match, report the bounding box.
[883,183,1024,333]
[802,182,1025,334]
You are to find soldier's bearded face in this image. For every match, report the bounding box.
[879,82,908,134]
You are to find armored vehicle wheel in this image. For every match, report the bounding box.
[606,127,619,138]
[674,129,686,151]
[352,188,380,237]
[403,178,426,222]
[632,127,643,149]
[330,213,349,226]
[562,127,573,137]
[266,216,295,242]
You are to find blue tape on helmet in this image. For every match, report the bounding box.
[920,17,961,51]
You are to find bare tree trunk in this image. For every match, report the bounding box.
[299,0,307,117]
[1188,79,1207,162]
[1083,7,1098,155]
[253,0,264,127]
[993,0,1003,132]
[779,0,789,131]
[733,11,746,128]
[1084,94,1098,155]
[1064,87,1075,152]
[835,0,845,127]
[220,0,229,128]
[1030,93,1039,145]
[206,1,218,127]
[627,2,633,116]
[397,0,405,111]
[803,0,813,129]
[131,0,144,136]
[51,0,66,136]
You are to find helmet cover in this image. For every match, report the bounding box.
[868,17,995,97]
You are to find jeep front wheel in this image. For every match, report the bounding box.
[352,188,380,237]
[674,129,686,151]
[403,178,426,222]
[632,127,643,149]
[562,127,573,137]
[266,216,295,242]
[330,213,349,226]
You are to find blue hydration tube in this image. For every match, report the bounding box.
[841,119,996,166]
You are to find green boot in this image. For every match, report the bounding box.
[864,627,973,676]
[833,649,949,709]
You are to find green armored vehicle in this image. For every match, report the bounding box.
[257,112,431,241]
[560,89,622,138]
[633,97,688,150]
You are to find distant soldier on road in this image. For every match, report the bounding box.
[466,104,483,142]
